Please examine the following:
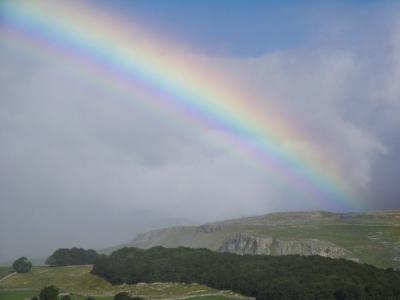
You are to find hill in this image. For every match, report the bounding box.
[93,246,400,300]
[0,265,249,300]
[104,211,400,268]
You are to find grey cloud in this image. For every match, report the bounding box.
[0,47,275,262]
[2,7,400,263]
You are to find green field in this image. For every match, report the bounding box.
[0,266,249,300]
[0,290,37,300]
[0,267,12,280]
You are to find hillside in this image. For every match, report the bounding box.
[105,211,400,268]
[0,267,12,280]
[0,265,249,300]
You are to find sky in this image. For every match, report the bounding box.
[1,0,400,262]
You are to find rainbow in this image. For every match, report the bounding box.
[0,0,359,209]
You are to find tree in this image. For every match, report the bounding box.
[12,257,32,273]
[39,285,59,300]
[114,292,131,300]
[113,292,142,300]
[46,247,99,266]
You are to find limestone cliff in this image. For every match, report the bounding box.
[218,233,354,260]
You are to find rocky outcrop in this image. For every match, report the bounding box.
[272,238,351,258]
[218,233,353,259]
[218,234,273,255]
[197,224,224,234]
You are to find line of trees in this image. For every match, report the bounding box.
[45,247,99,266]
[92,246,400,300]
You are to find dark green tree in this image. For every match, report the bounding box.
[334,287,363,300]
[12,257,32,273]
[39,285,59,300]
[114,292,142,300]
[46,247,99,266]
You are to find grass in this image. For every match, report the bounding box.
[0,292,244,300]
[0,290,112,300]
[188,297,244,300]
[0,290,36,300]
[0,267,13,280]
[0,266,249,299]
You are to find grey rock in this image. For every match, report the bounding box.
[218,233,353,259]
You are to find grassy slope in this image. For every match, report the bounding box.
[119,211,400,269]
[0,266,249,300]
[240,223,400,268]
[0,267,13,280]
[0,291,242,300]
[0,290,36,300]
